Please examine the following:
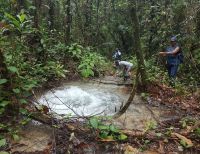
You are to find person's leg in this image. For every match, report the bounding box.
[167,64,172,78]
[123,67,128,81]
[170,65,178,78]
[169,64,179,87]
[126,66,132,77]
[167,64,174,87]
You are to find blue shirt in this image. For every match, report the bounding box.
[165,45,180,65]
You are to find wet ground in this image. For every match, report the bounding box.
[36,76,181,130]
[10,76,197,153]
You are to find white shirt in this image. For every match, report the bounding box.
[119,61,133,67]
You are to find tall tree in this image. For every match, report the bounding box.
[114,0,148,118]
[64,0,71,44]
[48,0,55,30]
[130,0,148,88]
[84,0,93,45]
[33,0,42,29]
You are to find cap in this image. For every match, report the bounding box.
[170,36,177,42]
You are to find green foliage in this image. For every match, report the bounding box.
[179,118,195,128]
[194,128,200,137]
[0,79,7,85]
[144,120,157,132]
[67,43,84,59]
[4,12,30,33]
[78,49,108,78]
[140,92,149,100]
[139,139,151,152]
[89,117,127,141]
[165,126,174,136]
[144,58,168,83]
[0,139,6,147]
[180,139,192,148]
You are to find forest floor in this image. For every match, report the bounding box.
[3,76,200,154]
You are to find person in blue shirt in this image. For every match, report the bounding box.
[159,36,182,87]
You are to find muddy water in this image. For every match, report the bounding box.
[37,81,180,130]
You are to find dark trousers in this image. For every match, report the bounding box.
[167,64,179,86]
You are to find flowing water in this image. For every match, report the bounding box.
[37,80,181,130]
[37,81,129,116]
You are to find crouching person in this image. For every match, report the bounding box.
[115,60,133,81]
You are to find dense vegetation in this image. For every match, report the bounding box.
[0,0,200,153]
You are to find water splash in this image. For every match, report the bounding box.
[38,84,125,116]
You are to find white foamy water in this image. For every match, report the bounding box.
[37,82,128,116]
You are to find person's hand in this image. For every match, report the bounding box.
[159,52,167,56]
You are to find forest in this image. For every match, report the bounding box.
[0,0,200,153]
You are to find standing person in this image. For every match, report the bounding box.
[112,48,122,61]
[115,60,133,81]
[159,36,182,87]
[112,48,122,76]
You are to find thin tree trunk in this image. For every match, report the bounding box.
[74,0,85,39]
[113,70,139,118]
[130,0,148,89]
[33,0,42,29]
[84,0,93,45]
[64,0,71,44]
[16,0,26,13]
[94,0,100,45]
[48,0,55,30]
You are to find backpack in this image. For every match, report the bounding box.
[177,49,184,64]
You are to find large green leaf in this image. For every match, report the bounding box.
[19,108,28,115]
[89,118,99,129]
[109,125,119,133]
[12,88,20,94]
[5,13,20,28]
[98,125,109,130]
[13,134,20,141]
[17,14,26,23]
[99,131,109,139]
[0,138,6,147]
[118,134,127,140]
[0,101,10,107]
[0,79,7,85]
[7,66,18,74]
[19,99,28,104]
[0,108,5,115]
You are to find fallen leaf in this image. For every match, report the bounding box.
[99,138,115,142]
[157,141,165,154]
[124,145,138,154]
[172,133,193,147]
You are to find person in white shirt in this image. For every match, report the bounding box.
[115,60,133,80]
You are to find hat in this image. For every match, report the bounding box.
[170,36,177,42]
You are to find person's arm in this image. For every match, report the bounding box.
[166,46,180,55]
[159,47,180,56]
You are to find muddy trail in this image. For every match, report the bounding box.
[6,76,200,154]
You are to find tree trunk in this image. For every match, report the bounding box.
[16,0,26,13]
[33,0,42,29]
[48,0,55,30]
[94,0,100,45]
[0,50,10,89]
[130,0,148,89]
[113,70,139,118]
[64,0,71,44]
[83,0,93,45]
